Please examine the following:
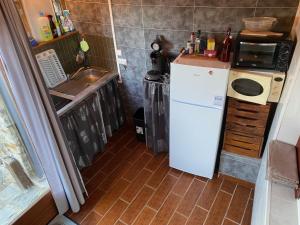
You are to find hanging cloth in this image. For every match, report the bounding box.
[143,78,170,153]
[0,0,86,213]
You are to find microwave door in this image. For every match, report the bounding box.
[227,76,272,105]
[237,42,278,69]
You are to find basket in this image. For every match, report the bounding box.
[243,17,277,32]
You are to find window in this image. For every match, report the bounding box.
[0,58,49,225]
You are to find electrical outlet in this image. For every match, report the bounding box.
[116,49,122,57]
[117,58,127,65]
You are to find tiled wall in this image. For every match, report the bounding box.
[65,0,117,71]
[32,32,81,75]
[112,0,299,114]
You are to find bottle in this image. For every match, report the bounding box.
[63,10,75,32]
[55,20,62,37]
[200,33,206,54]
[187,41,193,55]
[60,15,69,33]
[219,28,233,62]
[47,15,58,38]
[56,16,65,35]
[195,38,200,54]
[37,12,53,42]
[207,34,215,51]
[190,32,196,44]
[196,30,201,39]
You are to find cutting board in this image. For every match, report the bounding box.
[240,30,284,37]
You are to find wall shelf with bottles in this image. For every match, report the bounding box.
[32,31,79,50]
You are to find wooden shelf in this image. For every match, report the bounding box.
[32,31,79,50]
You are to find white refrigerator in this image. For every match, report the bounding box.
[169,55,230,179]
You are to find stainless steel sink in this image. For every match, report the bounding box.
[72,68,108,83]
[51,67,109,97]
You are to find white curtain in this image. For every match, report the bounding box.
[0,0,86,213]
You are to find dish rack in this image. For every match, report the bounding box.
[35,49,67,88]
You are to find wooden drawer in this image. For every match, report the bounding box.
[223,131,263,158]
[226,98,271,136]
[226,122,266,136]
[228,98,271,113]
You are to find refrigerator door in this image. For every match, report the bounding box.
[170,63,229,109]
[169,100,223,178]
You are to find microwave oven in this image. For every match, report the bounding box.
[227,69,286,105]
[232,34,294,72]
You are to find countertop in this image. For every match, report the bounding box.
[50,69,119,117]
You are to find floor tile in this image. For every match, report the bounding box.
[221,179,237,194]
[98,161,131,191]
[145,153,166,171]
[242,199,253,225]
[223,219,238,225]
[204,191,231,225]
[123,153,153,181]
[177,179,206,217]
[120,186,154,224]
[150,193,181,225]
[168,212,187,225]
[226,185,251,223]
[172,173,194,196]
[95,178,129,215]
[81,211,102,225]
[70,189,105,223]
[186,206,208,225]
[85,171,106,194]
[168,168,182,177]
[74,128,254,225]
[197,177,223,210]
[132,207,157,225]
[81,152,115,181]
[115,221,127,225]
[147,175,178,210]
[147,158,170,189]
[98,200,128,225]
[121,169,152,202]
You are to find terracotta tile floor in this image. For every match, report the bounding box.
[67,125,254,225]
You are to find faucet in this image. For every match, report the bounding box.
[70,50,90,80]
[69,66,86,80]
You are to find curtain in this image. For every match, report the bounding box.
[60,94,107,170]
[0,0,85,213]
[60,78,125,169]
[99,78,126,137]
[143,78,170,154]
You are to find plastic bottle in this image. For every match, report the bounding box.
[37,12,53,42]
[55,21,62,37]
[62,10,75,32]
[207,34,215,51]
[195,38,200,55]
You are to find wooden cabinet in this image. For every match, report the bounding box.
[14,192,57,225]
[223,98,271,158]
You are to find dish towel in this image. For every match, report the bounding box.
[267,140,299,188]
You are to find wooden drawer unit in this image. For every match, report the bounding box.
[224,131,263,158]
[223,98,271,158]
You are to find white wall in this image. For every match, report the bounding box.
[21,0,55,41]
[252,5,300,225]
[275,5,300,145]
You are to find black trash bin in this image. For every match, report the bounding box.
[133,108,145,142]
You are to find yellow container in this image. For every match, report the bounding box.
[37,13,53,42]
[207,37,215,51]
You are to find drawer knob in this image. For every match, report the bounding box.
[208,70,213,75]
